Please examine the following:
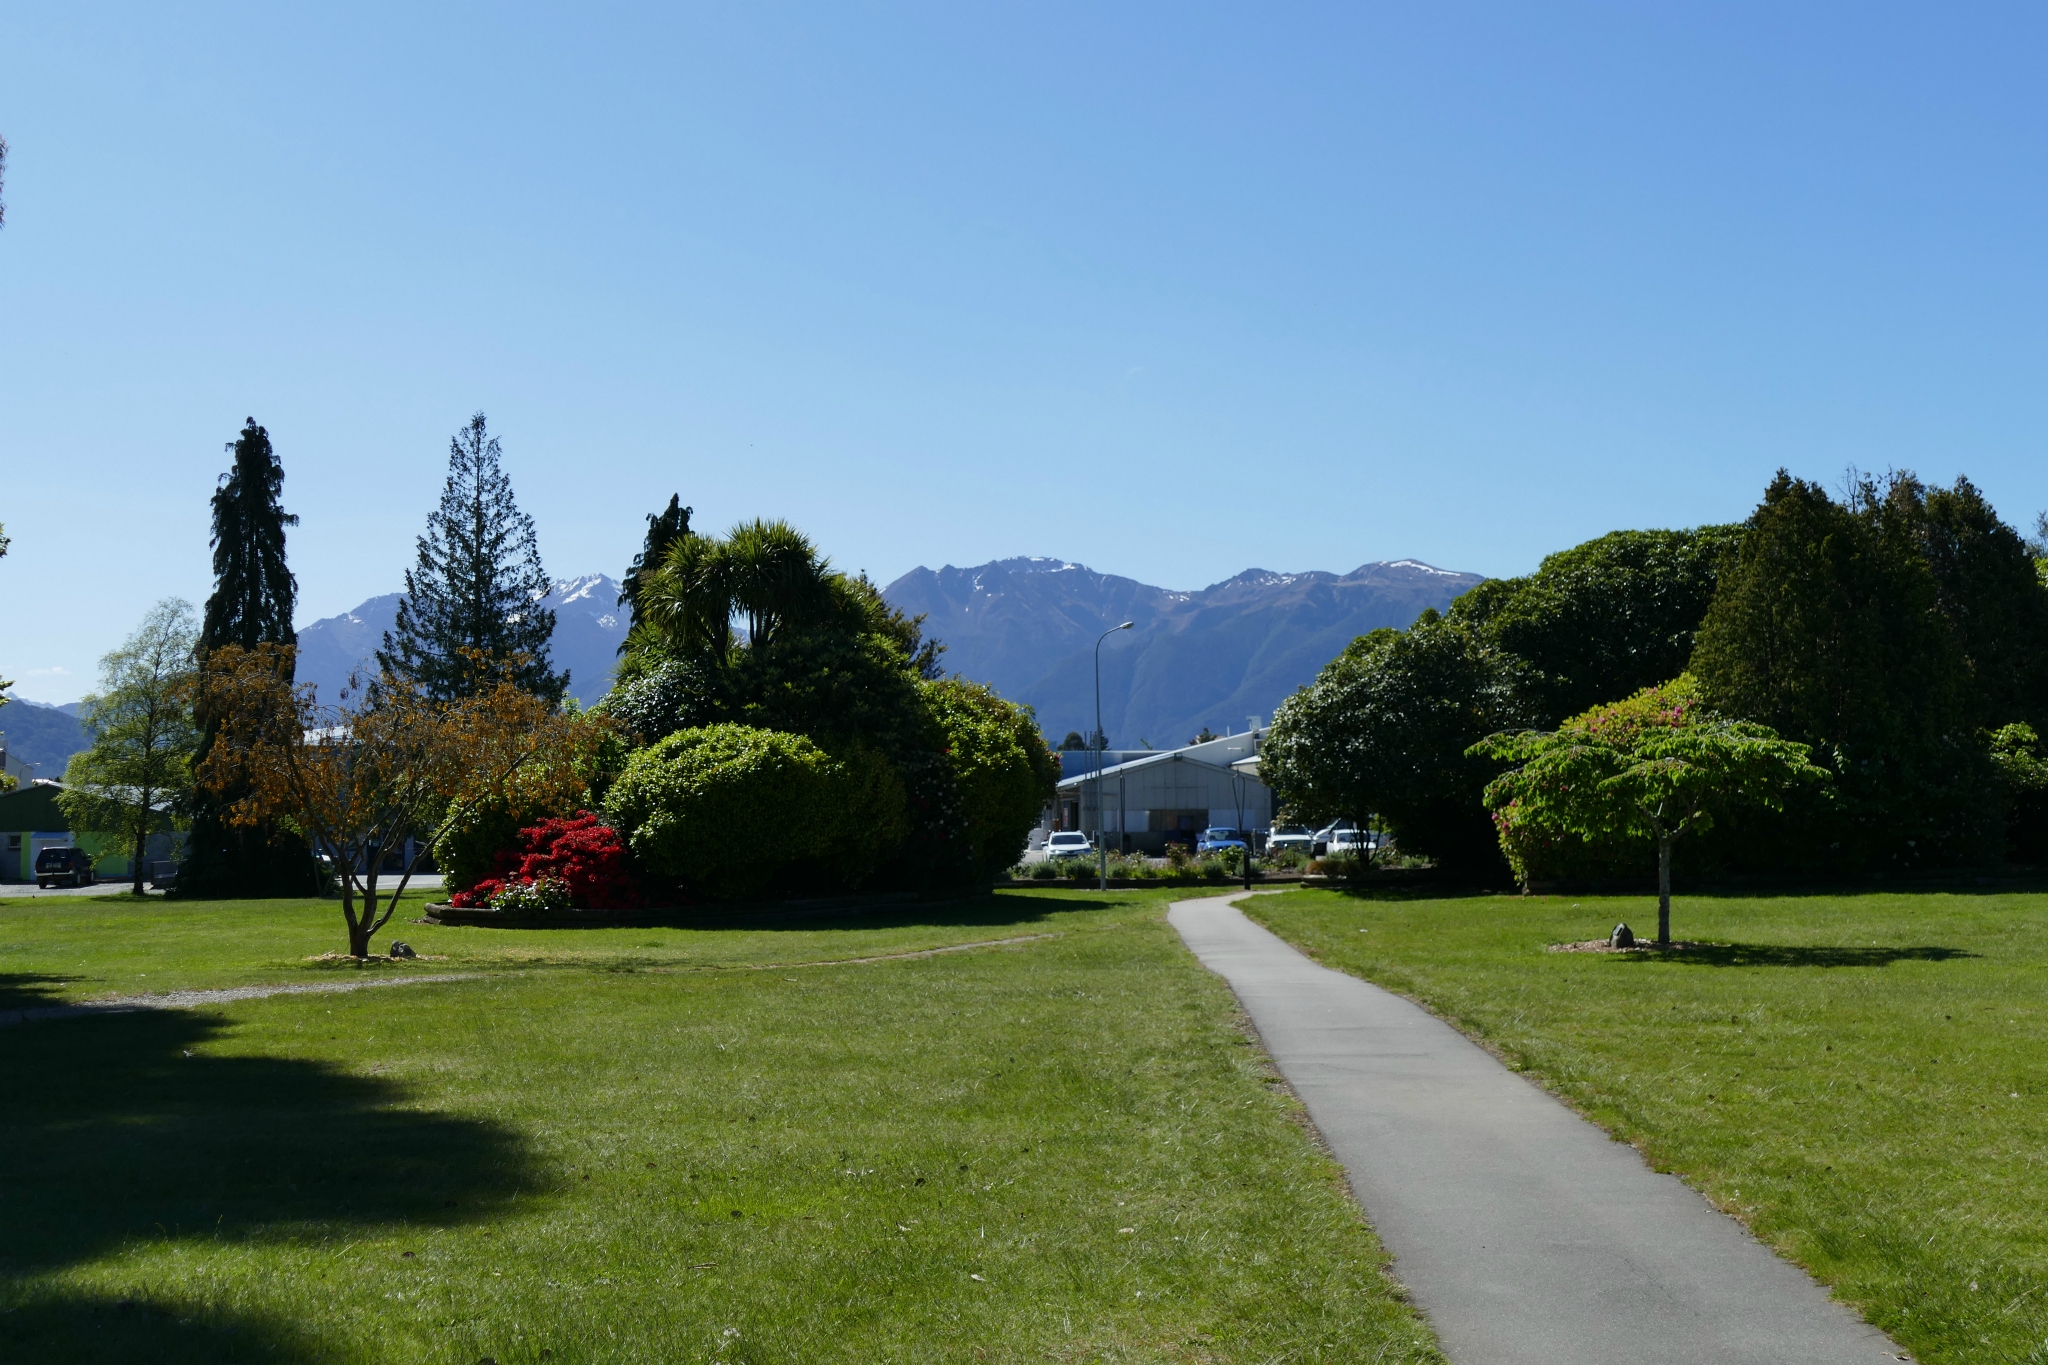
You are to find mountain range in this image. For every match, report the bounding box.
[58,555,1479,769]
[294,575,629,707]
[880,557,1483,749]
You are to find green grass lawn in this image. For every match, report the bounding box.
[1,888,1443,1364]
[1246,885,2048,1365]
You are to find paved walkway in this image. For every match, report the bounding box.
[1170,894,1906,1365]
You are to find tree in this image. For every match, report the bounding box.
[1451,526,1743,724]
[1690,470,1993,866]
[378,413,566,703]
[199,647,595,956]
[0,518,12,791]
[179,418,320,898]
[922,678,1060,880]
[1262,613,1531,871]
[618,494,691,645]
[1473,677,1829,945]
[60,601,202,895]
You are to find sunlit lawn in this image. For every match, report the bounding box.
[1,888,1442,1364]
[1247,885,2048,1365]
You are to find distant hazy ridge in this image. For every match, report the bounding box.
[286,558,1483,751]
[880,557,1482,749]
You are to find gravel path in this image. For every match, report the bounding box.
[0,972,479,1027]
[1170,893,1907,1365]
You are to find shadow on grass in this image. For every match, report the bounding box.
[0,1291,324,1364]
[700,890,1112,935]
[0,974,538,1282]
[1619,943,1979,969]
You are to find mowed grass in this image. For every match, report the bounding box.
[1246,886,2048,1365]
[0,890,1146,1003]
[1,889,1443,1364]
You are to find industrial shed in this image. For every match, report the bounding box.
[1051,730,1272,854]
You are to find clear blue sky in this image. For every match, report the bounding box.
[5,3,2047,702]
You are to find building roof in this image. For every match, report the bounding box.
[1055,730,1266,792]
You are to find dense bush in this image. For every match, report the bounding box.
[922,678,1059,881]
[450,811,642,909]
[602,724,886,900]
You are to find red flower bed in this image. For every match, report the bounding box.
[449,811,643,909]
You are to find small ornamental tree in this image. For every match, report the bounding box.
[199,646,598,957]
[1470,676,1829,945]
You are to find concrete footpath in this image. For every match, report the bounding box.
[1170,894,1907,1365]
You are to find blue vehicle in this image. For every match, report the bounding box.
[1196,827,1249,855]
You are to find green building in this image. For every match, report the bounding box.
[0,781,177,882]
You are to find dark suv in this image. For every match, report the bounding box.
[35,846,96,889]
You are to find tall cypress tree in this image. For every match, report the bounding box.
[378,413,566,702]
[177,418,320,897]
[618,494,692,645]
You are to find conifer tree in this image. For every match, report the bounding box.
[177,419,320,897]
[379,413,566,702]
[619,494,691,644]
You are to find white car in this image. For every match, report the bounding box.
[1045,831,1095,860]
[1311,823,1358,856]
[1267,824,1315,855]
[1324,829,1372,858]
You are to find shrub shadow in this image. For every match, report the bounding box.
[0,1292,323,1364]
[0,973,539,1278]
[1620,943,1978,969]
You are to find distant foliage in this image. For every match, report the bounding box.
[1988,723,2048,863]
[378,413,566,703]
[452,812,641,910]
[1262,613,1530,871]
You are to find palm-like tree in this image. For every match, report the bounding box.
[641,519,832,663]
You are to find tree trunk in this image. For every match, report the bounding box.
[1657,832,1673,947]
[130,825,148,896]
[348,918,373,958]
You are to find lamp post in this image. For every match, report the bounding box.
[1095,620,1133,891]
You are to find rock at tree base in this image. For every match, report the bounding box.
[1610,923,1635,948]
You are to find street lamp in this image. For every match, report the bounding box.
[1095,621,1133,891]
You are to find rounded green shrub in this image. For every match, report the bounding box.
[602,724,881,901]
[921,679,1059,881]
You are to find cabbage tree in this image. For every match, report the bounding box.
[1470,677,1828,945]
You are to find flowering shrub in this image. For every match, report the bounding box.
[491,875,571,915]
[450,811,643,909]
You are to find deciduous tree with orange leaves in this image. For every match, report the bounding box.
[198,646,600,957]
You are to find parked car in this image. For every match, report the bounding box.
[1045,831,1095,860]
[1310,823,1358,856]
[35,846,96,889]
[1324,829,1373,859]
[1196,827,1249,854]
[1267,824,1315,855]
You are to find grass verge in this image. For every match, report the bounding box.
[1246,886,2048,1365]
[2,888,1443,1364]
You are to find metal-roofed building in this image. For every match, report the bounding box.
[1051,728,1272,854]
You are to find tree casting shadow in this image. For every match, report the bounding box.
[0,971,539,1358]
[1618,943,1978,969]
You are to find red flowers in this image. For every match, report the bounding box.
[450,811,642,909]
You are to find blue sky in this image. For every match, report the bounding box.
[4,3,2047,702]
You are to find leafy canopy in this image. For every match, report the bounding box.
[1472,676,1829,893]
